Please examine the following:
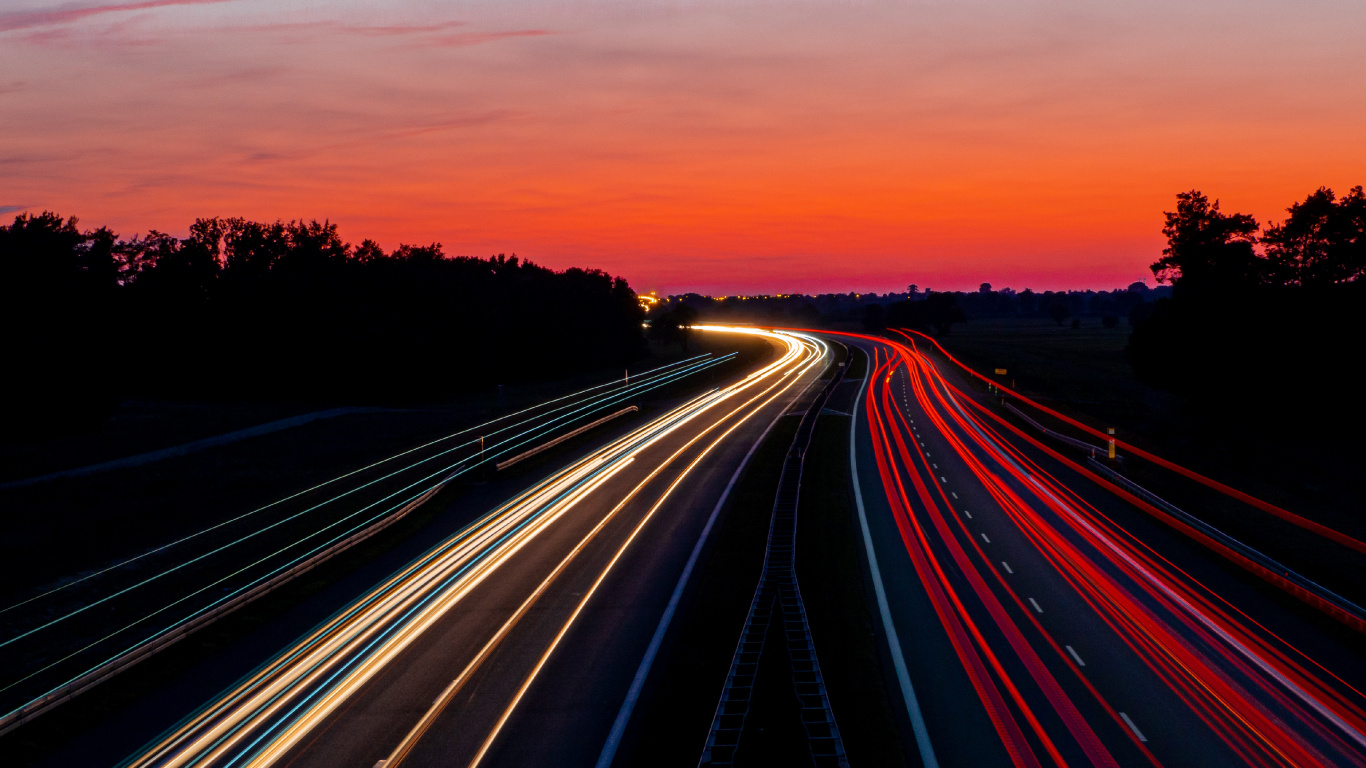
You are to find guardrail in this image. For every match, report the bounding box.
[1004,402,1116,459]
[0,470,459,737]
[1085,457,1366,631]
[495,406,639,471]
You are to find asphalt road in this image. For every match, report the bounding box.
[117,327,830,768]
[837,332,1366,768]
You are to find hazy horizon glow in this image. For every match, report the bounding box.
[3,0,1364,294]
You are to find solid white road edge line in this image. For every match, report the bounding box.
[592,377,793,768]
[849,346,940,768]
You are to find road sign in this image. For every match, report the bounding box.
[994,368,1008,375]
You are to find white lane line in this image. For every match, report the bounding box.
[1066,645,1085,667]
[932,463,938,469]
[595,391,791,768]
[940,476,947,483]
[980,533,991,544]
[1028,597,1043,614]
[1001,561,1013,574]
[925,451,931,457]
[963,510,972,519]
[847,354,940,768]
[951,492,958,500]
[1119,712,1148,742]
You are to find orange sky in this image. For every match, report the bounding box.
[3,1,1364,294]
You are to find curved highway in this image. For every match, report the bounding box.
[837,330,1366,768]
[119,326,830,768]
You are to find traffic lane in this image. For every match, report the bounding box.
[450,393,799,768]
[897,347,1365,765]
[270,390,782,768]
[845,338,1014,768]
[272,350,822,768]
[913,344,1366,715]
[884,357,1230,766]
[38,412,681,768]
[395,356,822,768]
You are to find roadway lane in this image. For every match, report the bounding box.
[121,326,831,768]
[837,332,1366,768]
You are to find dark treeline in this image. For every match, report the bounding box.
[654,280,1169,334]
[1128,187,1366,438]
[1,213,644,437]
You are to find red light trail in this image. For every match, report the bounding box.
[836,330,1366,767]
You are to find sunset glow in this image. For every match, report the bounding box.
[3,0,1364,293]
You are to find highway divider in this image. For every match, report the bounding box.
[496,407,639,472]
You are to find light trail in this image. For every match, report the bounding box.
[837,329,1366,767]
[120,325,827,768]
[0,352,738,727]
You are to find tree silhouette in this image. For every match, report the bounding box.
[1,211,648,436]
[1261,186,1366,288]
[1150,190,1261,296]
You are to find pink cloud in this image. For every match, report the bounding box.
[0,0,238,33]
[430,29,552,48]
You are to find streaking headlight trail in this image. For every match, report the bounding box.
[122,326,828,768]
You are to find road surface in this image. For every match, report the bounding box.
[837,330,1366,768]
[119,327,831,768]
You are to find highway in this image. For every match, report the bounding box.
[116,326,831,768]
[0,351,742,733]
[837,330,1366,768]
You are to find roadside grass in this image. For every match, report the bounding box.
[797,413,911,766]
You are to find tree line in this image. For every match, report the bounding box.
[657,282,1169,334]
[1127,186,1365,439]
[0,212,645,437]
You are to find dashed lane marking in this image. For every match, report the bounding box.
[963,510,972,519]
[1001,561,1013,574]
[1066,645,1085,666]
[981,533,991,544]
[1119,712,1148,742]
[1028,598,1043,614]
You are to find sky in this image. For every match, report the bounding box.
[2,0,1364,295]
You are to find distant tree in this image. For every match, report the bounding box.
[886,292,965,335]
[1150,190,1262,295]
[0,212,123,435]
[393,242,444,261]
[1048,299,1070,326]
[673,304,699,353]
[862,303,886,333]
[979,282,992,294]
[1261,186,1366,288]
[354,239,385,262]
[649,304,699,353]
